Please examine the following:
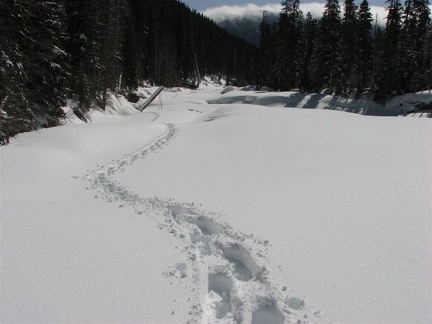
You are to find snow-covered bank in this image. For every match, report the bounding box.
[1,86,431,323]
[209,87,432,117]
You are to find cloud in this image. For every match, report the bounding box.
[369,5,388,25]
[203,3,281,21]
[203,2,388,25]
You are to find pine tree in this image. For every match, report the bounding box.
[121,1,141,91]
[372,26,388,102]
[258,13,271,87]
[415,0,431,90]
[424,25,432,90]
[298,12,317,92]
[400,0,431,92]
[24,1,70,125]
[309,27,325,91]
[341,0,358,93]
[0,0,33,133]
[354,0,374,93]
[3,0,257,136]
[274,0,303,90]
[65,0,98,111]
[96,0,129,108]
[320,0,343,93]
[1,0,70,135]
[381,0,403,100]
[65,0,131,110]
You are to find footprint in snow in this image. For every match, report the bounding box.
[80,122,313,324]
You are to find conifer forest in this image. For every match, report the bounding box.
[0,0,255,136]
[0,0,431,136]
[258,0,431,101]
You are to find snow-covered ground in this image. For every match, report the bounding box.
[1,85,431,323]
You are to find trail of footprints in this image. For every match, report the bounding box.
[81,119,312,324]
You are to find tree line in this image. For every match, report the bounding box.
[257,0,432,102]
[1,0,431,138]
[0,0,256,137]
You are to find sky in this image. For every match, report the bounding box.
[182,0,387,12]
[181,1,389,24]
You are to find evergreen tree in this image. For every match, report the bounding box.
[1,0,70,135]
[96,0,129,108]
[0,0,30,131]
[65,0,131,110]
[424,25,432,90]
[258,13,272,87]
[354,0,373,93]
[400,0,431,92]
[372,26,387,100]
[263,0,429,99]
[258,12,278,88]
[65,0,98,111]
[1,0,260,136]
[298,12,317,92]
[341,0,358,93]
[24,1,70,125]
[121,2,141,90]
[274,0,303,90]
[414,0,432,90]
[380,0,403,101]
[319,0,342,93]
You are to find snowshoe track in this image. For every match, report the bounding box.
[81,122,313,323]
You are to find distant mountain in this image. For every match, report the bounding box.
[204,3,389,45]
[214,13,278,46]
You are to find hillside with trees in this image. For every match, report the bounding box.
[0,0,256,137]
[1,0,431,139]
[257,0,431,101]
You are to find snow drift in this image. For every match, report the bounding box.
[1,85,431,323]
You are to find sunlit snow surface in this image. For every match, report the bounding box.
[1,85,431,323]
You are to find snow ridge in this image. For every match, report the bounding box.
[81,121,314,323]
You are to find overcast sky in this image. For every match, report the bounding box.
[180,1,390,24]
[182,0,387,12]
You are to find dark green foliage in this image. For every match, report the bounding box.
[64,0,128,111]
[258,14,277,88]
[320,0,343,93]
[398,0,431,92]
[25,1,70,124]
[274,0,303,90]
[354,0,373,93]
[372,27,387,101]
[0,0,70,136]
[123,0,255,88]
[257,0,431,101]
[383,0,403,99]
[0,0,29,130]
[341,0,358,92]
[298,12,317,92]
[424,26,432,90]
[1,0,256,137]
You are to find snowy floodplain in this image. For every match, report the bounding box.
[1,87,431,323]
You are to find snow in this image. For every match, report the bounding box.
[1,85,431,323]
